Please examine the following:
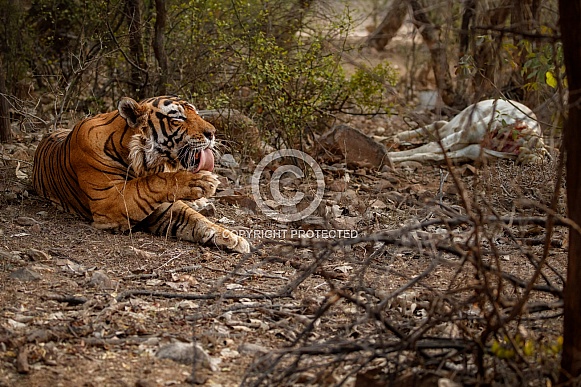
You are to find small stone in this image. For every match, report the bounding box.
[378,173,399,184]
[25,248,51,262]
[383,191,405,205]
[0,249,19,262]
[328,180,348,192]
[380,164,393,173]
[56,259,88,275]
[87,271,118,290]
[372,179,394,191]
[220,348,240,359]
[237,343,270,355]
[27,329,57,343]
[197,202,216,217]
[16,346,30,374]
[135,380,156,387]
[370,199,387,209]
[156,342,219,371]
[219,153,239,168]
[399,161,423,172]
[10,267,41,281]
[15,217,38,226]
[216,167,239,183]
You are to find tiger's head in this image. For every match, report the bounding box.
[121,95,216,176]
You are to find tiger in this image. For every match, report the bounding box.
[32,95,250,253]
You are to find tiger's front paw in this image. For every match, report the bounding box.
[214,229,251,254]
[177,170,219,200]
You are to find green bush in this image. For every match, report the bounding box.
[3,0,397,150]
[165,0,398,148]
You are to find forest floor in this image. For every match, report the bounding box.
[0,13,568,386]
[0,103,567,386]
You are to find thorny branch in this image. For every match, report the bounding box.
[239,208,565,386]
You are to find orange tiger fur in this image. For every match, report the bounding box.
[32,95,250,253]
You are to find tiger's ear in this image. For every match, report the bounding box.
[118,97,148,128]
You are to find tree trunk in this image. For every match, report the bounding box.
[408,0,459,107]
[367,0,408,51]
[272,0,312,47]
[559,0,581,382]
[459,0,476,54]
[0,55,11,143]
[153,0,168,95]
[124,0,147,99]
[471,0,511,98]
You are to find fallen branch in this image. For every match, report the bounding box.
[116,289,289,302]
[43,293,88,305]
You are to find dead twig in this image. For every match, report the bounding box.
[116,289,289,302]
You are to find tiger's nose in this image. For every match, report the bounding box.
[200,118,216,141]
[203,128,214,141]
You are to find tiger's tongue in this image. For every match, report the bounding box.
[193,149,214,172]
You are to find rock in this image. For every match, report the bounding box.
[398,160,423,172]
[334,189,359,204]
[87,271,118,290]
[55,258,88,275]
[10,267,41,281]
[187,198,216,217]
[318,124,392,170]
[25,248,51,262]
[370,199,387,209]
[379,171,399,185]
[439,378,463,387]
[135,380,157,387]
[219,153,239,168]
[220,347,240,359]
[15,216,38,226]
[156,342,219,371]
[238,342,270,355]
[216,175,230,188]
[27,328,58,343]
[16,345,30,374]
[372,179,395,192]
[330,216,359,230]
[0,249,21,263]
[383,191,405,205]
[445,184,459,196]
[125,246,155,260]
[214,167,239,183]
[380,164,393,173]
[328,179,348,192]
[197,202,216,217]
[35,211,49,219]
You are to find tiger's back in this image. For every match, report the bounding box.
[33,129,93,219]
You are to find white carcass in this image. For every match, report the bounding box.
[388,99,549,164]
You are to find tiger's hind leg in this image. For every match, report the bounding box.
[137,201,250,253]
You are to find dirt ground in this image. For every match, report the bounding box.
[0,99,567,386]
